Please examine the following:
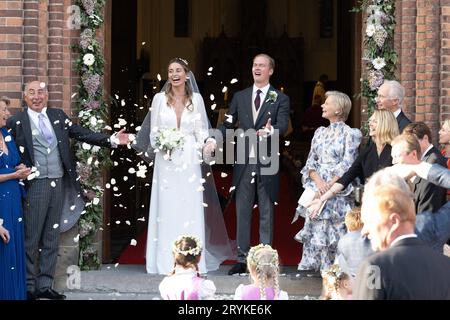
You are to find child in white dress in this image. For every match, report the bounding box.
[159,235,216,300]
[234,244,289,300]
[320,264,352,300]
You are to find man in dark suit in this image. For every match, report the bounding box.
[391,133,446,213]
[7,81,130,299]
[354,173,450,299]
[216,54,290,275]
[376,80,411,132]
[394,162,450,251]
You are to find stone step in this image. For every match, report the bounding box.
[57,264,322,299]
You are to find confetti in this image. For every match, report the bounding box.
[222,86,228,93]
[50,181,56,187]
[230,78,238,84]
[130,239,137,246]
[73,234,80,243]
[285,141,291,146]
[4,136,11,142]
[53,224,59,229]
[208,67,213,72]
[221,172,228,178]
[126,220,131,226]
[210,94,215,101]
[211,103,217,111]
[157,74,162,81]
[70,205,76,211]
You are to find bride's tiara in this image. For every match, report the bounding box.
[175,57,189,66]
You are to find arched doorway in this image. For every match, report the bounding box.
[103,0,362,263]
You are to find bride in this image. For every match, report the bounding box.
[134,58,233,274]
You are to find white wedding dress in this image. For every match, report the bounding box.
[146,92,223,274]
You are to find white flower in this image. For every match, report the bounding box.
[154,128,185,160]
[366,23,376,37]
[372,57,386,70]
[83,53,95,66]
[266,90,278,103]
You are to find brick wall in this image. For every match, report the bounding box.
[0,0,80,116]
[0,0,23,110]
[395,0,448,142]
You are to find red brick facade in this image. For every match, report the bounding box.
[0,1,448,136]
[0,0,80,116]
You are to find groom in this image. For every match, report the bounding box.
[217,54,290,275]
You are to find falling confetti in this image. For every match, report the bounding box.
[157,74,162,81]
[230,78,238,84]
[210,94,215,101]
[222,86,228,93]
[50,181,56,188]
[208,67,213,72]
[221,172,228,178]
[130,239,137,246]
[73,234,80,243]
[211,103,217,111]
[285,141,291,146]
[4,136,11,142]
[53,224,59,229]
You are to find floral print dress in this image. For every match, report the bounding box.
[296,122,362,272]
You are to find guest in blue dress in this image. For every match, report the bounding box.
[0,97,31,300]
[295,91,362,273]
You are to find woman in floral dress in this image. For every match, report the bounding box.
[296,91,362,274]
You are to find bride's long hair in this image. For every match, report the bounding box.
[165,58,193,111]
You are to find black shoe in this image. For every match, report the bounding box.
[36,288,66,300]
[27,291,36,300]
[228,263,247,275]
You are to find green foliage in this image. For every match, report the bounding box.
[354,0,397,130]
[73,0,109,270]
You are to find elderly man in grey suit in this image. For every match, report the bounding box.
[214,54,290,275]
[354,169,450,300]
[375,80,411,133]
[7,81,130,300]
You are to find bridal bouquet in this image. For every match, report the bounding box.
[154,127,185,160]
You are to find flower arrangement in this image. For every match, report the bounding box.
[265,90,278,103]
[172,235,202,256]
[354,0,397,124]
[72,0,110,270]
[154,127,185,160]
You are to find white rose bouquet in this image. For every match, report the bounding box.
[154,127,185,160]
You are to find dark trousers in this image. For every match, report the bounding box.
[235,164,274,263]
[23,178,63,292]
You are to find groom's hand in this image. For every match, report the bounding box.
[203,141,216,157]
[112,129,134,145]
[257,118,272,136]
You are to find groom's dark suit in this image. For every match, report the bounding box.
[7,107,112,295]
[219,85,290,264]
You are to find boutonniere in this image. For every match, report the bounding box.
[265,90,278,103]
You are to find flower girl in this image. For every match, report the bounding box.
[159,235,216,300]
[234,244,289,300]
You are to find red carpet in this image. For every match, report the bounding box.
[118,168,303,266]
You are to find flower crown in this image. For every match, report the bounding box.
[248,244,279,269]
[172,235,202,256]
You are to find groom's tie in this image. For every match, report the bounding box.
[38,113,54,145]
[254,89,262,111]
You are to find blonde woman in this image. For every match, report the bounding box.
[296,91,362,274]
[439,119,450,168]
[308,109,400,216]
[234,244,288,300]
